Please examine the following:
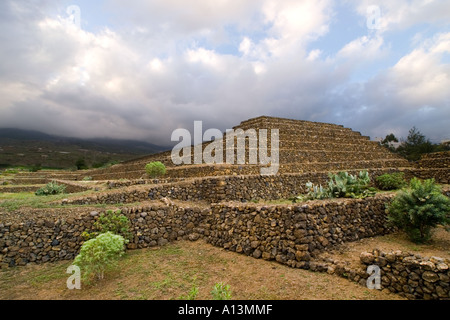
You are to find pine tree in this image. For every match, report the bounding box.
[388,178,450,243]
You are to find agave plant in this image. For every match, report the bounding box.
[306,182,329,200]
[292,181,330,202]
[327,171,372,198]
[293,171,375,203]
[357,170,371,186]
[327,172,349,198]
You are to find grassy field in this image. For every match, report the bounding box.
[0,191,100,212]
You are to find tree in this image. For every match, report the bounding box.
[382,133,398,144]
[145,161,166,178]
[387,178,450,243]
[397,127,434,161]
[381,133,399,151]
[75,158,88,170]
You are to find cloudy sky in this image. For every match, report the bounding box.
[1,0,449,146]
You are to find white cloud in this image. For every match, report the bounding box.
[239,37,253,56]
[389,32,450,106]
[307,49,322,61]
[353,0,450,32]
[0,0,449,146]
[259,0,333,57]
[262,0,332,41]
[338,35,385,59]
[330,31,450,142]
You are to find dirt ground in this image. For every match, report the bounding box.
[318,226,450,270]
[0,238,409,301]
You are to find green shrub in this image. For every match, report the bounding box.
[35,181,66,196]
[73,232,126,282]
[178,285,199,300]
[82,209,132,242]
[387,178,450,243]
[82,176,93,181]
[375,172,407,190]
[75,158,89,170]
[211,282,232,300]
[30,164,41,172]
[145,161,166,178]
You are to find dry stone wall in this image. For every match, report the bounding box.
[416,151,450,168]
[204,195,395,269]
[0,214,93,267]
[0,180,92,194]
[0,204,208,268]
[413,152,450,184]
[64,168,413,206]
[3,195,394,268]
[2,192,449,299]
[358,249,449,300]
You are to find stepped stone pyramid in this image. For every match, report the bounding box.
[88,116,412,180]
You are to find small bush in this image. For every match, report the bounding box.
[387,178,450,243]
[30,164,41,172]
[73,232,126,282]
[82,176,93,181]
[178,285,199,300]
[145,161,166,179]
[211,282,232,300]
[35,181,66,196]
[375,172,407,190]
[82,210,132,242]
[75,158,88,170]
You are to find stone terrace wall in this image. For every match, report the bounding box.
[0,180,92,194]
[88,158,410,181]
[64,168,414,206]
[359,250,449,300]
[2,195,449,299]
[0,204,208,268]
[205,195,395,269]
[407,169,450,185]
[0,185,45,193]
[416,151,450,168]
[105,178,186,189]
[413,151,450,184]
[2,195,394,268]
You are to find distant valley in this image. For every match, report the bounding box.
[0,128,169,169]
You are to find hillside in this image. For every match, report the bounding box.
[0,128,169,169]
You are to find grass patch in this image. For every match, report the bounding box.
[0,191,146,212]
[0,191,91,212]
